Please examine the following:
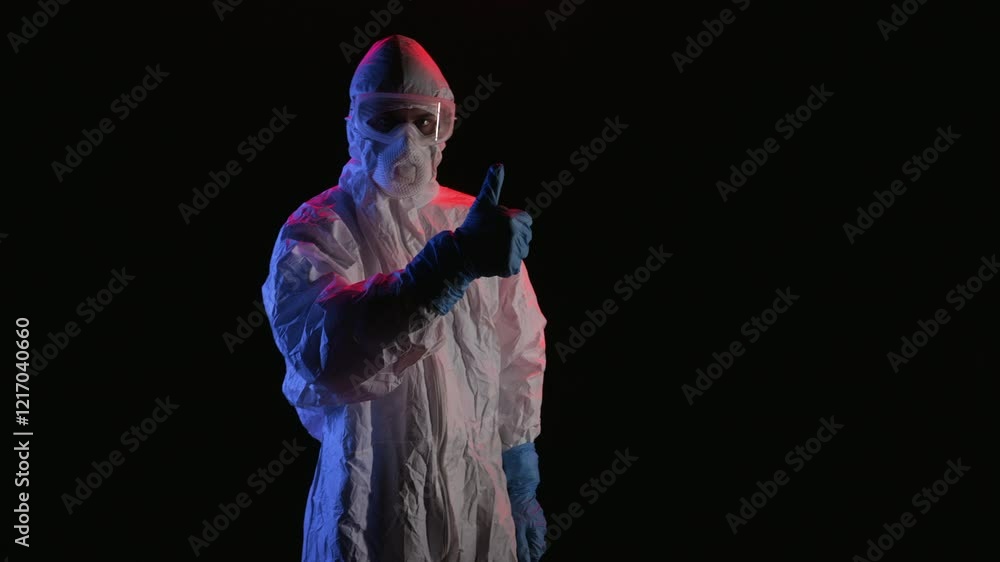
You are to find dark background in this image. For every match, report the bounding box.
[5,0,995,560]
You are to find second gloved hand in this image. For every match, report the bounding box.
[454,163,533,278]
[503,442,547,562]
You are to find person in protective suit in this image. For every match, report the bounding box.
[262,35,548,562]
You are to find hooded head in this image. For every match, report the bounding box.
[343,36,455,200]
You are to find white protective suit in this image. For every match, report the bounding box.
[262,36,546,562]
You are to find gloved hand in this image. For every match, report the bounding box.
[390,163,533,318]
[455,163,533,278]
[502,442,547,562]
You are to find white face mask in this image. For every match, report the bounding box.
[365,124,436,198]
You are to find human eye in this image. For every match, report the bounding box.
[416,117,437,135]
[368,115,395,133]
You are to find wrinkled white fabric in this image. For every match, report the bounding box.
[261,35,545,562]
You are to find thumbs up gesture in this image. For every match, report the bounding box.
[454,163,534,278]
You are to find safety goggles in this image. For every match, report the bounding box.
[351,93,456,145]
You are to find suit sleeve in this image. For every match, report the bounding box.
[262,217,458,425]
[495,262,546,451]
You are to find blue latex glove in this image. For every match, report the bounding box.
[395,229,473,316]
[502,442,547,562]
[455,163,533,279]
[365,163,532,323]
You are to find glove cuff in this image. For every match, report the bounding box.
[452,227,482,278]
[502,442,541,496]
[401,231,477,316]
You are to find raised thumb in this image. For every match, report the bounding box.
[476,162,505,207]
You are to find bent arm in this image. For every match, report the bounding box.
[265,220,473,407]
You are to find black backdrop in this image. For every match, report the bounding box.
[6,0,995,560]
